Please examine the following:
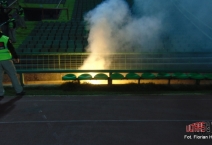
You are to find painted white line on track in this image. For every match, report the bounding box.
[0,120,211,124]
[1,98,212,102]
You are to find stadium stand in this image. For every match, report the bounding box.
[16,0,212,54]
[16,0,103,53]
[19,19,88,53]
[0,0,210,85]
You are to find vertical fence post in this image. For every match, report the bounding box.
[108,72,112,85]
[67,8,69,20]
[58,55,61,69]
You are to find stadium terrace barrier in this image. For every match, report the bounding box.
[15,53,212,85]
[61,71,211,85]
[16,69,212,85]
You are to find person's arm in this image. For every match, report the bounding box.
[7,39,19,62]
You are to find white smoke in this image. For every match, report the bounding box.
[80,0,164,70]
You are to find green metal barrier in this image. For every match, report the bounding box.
[15,52,212,85]
[16,69,212,85]
[16,52,212,71]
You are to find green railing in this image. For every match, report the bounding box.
[16,52,212,72]
[14,52,212,85]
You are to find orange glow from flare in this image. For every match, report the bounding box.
[77,72,107,84]
[79,52,109,84]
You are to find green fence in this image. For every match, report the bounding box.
[16,52,212,72]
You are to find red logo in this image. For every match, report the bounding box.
[186,122,210,133]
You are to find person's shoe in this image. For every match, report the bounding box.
[16,91,25,97]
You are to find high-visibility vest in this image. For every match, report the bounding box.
[0,35,12,61]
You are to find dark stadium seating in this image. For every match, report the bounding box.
[18,0,210,54]
[71,0,103,21]
[18,0,105,53]
[19,18,88,53]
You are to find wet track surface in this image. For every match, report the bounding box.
[0,94,212,145]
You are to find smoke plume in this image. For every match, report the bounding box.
[79,0,164,69]
[79,0,212,70]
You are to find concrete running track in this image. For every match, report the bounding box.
[0,94,212,145]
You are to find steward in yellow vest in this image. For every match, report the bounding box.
[0,30,18,61]
[0,30,24,99]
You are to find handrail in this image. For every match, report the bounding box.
[16,69,212,73]
[15,52,212,72]
[56,0,63,8]
[8,0,18,7]
[171,0,212,40]
[17,52,212,55]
